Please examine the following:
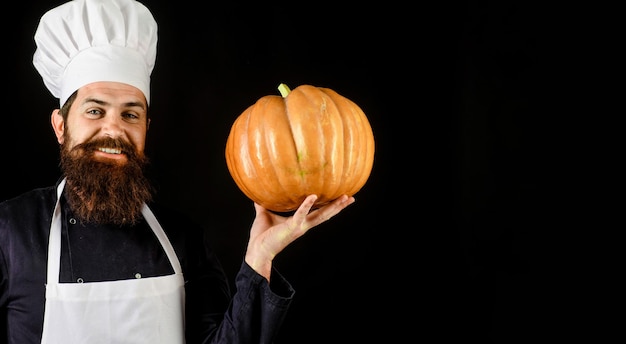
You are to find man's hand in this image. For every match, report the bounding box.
[244,194,355,280]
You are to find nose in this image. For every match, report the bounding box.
[101,114,125,138]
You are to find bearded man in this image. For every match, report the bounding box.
[0,1,354,343]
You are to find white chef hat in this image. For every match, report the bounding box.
[33,0,158,107]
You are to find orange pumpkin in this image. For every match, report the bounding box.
[225,83,375,212]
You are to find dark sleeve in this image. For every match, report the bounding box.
[197,261,295,344]
[0,243,8,341]
[166,207,294,344]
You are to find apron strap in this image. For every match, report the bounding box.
[141,204,183,274]
[46,178,67,288]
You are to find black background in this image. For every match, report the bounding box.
[2,1,605,343]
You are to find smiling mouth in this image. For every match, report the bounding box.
[93,147,127,162]
[98,147,122,154]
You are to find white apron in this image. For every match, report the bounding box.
[41,179,186,344]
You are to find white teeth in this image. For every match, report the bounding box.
[98,147,122,154]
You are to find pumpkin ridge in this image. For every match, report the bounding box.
[282,89,310,207]
[268,95,302,209]
[349,99,375,195]
[323,87,374,196]
[287,87,328,200]
[226,108,259,203]
[254,96,295,208]
[316,88,344,201]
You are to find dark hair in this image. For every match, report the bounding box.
[58,91,77,121]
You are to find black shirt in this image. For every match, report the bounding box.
[0,180,294,343]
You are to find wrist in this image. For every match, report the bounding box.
[245,253,272,281]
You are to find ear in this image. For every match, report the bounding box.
[51,109,65,144]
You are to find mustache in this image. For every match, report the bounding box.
[71,137,140,158]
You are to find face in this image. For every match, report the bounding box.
[52,81,150,161]
[51,82,153,226]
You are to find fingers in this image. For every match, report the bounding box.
[294,194,318,217]
[311,195,355,224]
[291,195,355,229]
[260,194,355,239]
[285,195,316,231]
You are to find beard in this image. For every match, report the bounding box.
[60,135,154,226]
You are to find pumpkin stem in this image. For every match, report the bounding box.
[278,83,291,98]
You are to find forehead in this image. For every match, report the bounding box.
[75,82,147,106]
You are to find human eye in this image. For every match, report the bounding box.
[85,109,103,118]
[122,112,141,122]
